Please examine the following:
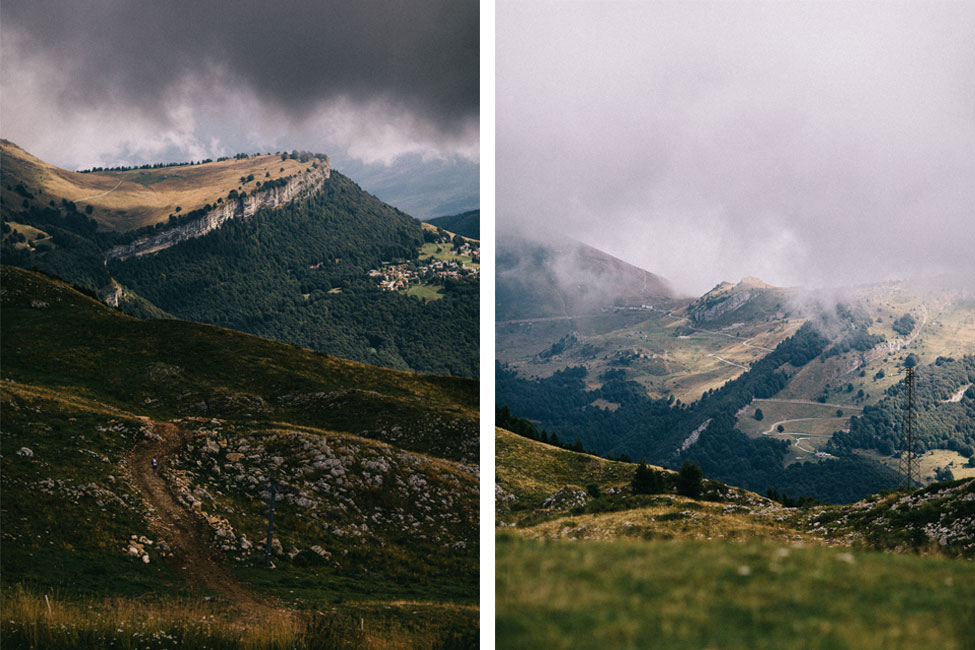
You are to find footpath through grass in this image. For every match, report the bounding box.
[496,534,975,650]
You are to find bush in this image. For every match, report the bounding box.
[631,463,666,494]
[676,461,704,499]
[754,408,764,421]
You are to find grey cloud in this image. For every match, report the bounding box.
[2,0,477,163]
[5,1,477,130]
[498,1,975,295]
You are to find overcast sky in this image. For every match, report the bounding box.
[1,1,478,186]
[498,1,975,295]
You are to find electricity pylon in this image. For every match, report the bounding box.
[898,365,919,489]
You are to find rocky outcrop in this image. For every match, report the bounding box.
[542,485,591,510]
[99,281,122,307]
[691,289,753,322]
[105,162,330,262]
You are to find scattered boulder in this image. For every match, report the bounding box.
[542,485,591,511]
[310,544,328,558]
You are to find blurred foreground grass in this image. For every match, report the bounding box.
[496,533,975,650]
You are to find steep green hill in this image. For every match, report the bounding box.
[425,210,479,239]
[0,266,478,646]
[1,144,479,377]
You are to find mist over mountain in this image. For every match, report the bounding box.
[498,1,975,295]
[497,234,677,322]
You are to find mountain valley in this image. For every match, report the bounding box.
[496,237,975,503]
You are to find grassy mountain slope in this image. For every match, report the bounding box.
[1,139,316,231]
[496,427,975,650]
[106,171,479,376]
[1,266,478,647]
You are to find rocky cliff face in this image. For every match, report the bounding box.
[105,162,330,262]
[690,289,753,322]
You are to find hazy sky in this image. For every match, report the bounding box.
[498,1,975,295]
[1,1,478,175]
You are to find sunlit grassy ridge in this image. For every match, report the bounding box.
[496,427,636,504]
[1,139,317,231]
[496,427,800,539]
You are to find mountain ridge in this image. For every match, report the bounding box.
[2,143,479,377]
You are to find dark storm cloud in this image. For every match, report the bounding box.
[4,0,477,135]
[498,1,975,295]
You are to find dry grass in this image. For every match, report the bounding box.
[1,140,316,232]
[0,586,301,649]
[496,428,638,500]
[0,587,473,650]
[511,497,812,546]
[858,449,975,483]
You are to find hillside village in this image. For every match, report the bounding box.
[369,234,480,292]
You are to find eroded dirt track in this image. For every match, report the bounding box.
[127,421,272,616]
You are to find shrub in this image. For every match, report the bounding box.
[631,463,666,494]
[676,461,704,499]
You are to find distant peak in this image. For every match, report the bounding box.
[737,276,774,290]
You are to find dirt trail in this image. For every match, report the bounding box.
[754,397,862,410]
[128,421,273,616]
[76,178,123,202]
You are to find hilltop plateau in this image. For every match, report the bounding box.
[0,266,478,648]
[1,139,325,233]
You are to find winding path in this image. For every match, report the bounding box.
[127,421,271,615]
[685,324,775,352]
[754,397,862,411]
[76,178,123,202]
[708,354,748,370]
